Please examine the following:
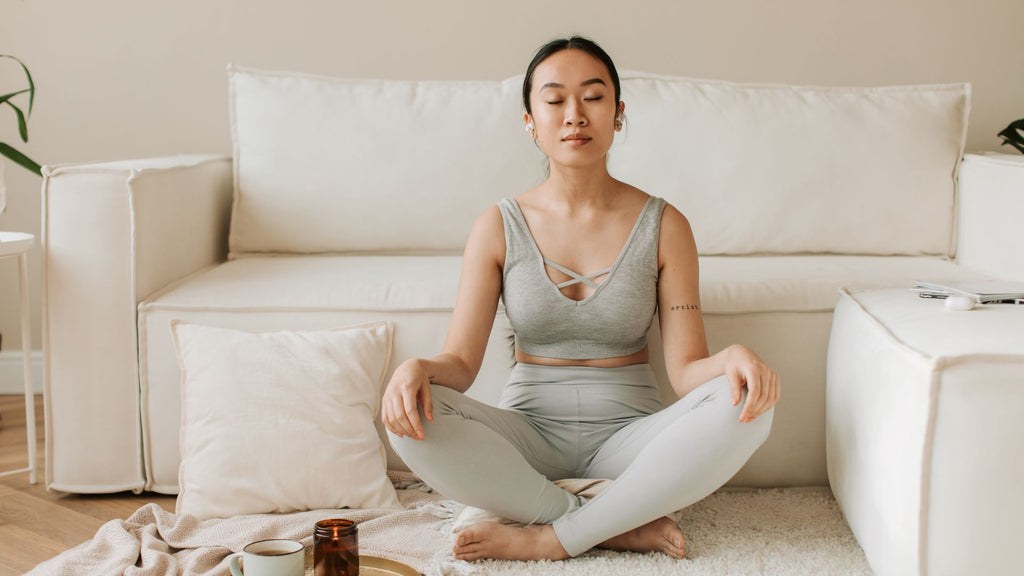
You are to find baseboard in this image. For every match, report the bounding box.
[0,350,43,394]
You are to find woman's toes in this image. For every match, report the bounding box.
[667,540,686,558]
[455,527,481,548]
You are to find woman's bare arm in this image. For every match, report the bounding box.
[657,204,779,422]
[381,205,505,438]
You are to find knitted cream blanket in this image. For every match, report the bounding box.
[25,472,451,576]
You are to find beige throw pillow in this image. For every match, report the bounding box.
[171,320,401,520]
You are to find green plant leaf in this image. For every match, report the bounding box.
[8,102,29,141]
[1,56,41,176]
[1,88,33,143]
[0,142,43,176]
[0,55,34,116]
[1004,141,1024,155]
[0,88,31,106]
[998,118,1024,155]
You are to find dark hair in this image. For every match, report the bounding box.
[522,36,621,115]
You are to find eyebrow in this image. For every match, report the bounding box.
[540,78,608,90]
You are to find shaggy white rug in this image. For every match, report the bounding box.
[28,473,873,576]
[430,487,873,576]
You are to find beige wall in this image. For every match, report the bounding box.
[1,0,1023,351]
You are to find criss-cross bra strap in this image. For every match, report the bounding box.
[543,258,613,289]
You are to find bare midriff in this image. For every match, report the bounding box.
[514,345,650,368]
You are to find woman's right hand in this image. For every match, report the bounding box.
[381,359,434,440]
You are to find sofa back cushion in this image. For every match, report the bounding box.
[228,66,543,255]
[610,73,969,256]
[229,66,969,257]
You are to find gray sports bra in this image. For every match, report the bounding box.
[498,196,667,360]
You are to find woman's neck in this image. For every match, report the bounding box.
[543,161,619,209]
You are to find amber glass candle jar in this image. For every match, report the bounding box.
[313,518,358,576]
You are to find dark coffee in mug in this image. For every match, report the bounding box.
[229,539,305,576]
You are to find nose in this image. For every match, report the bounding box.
[564,98,588,127]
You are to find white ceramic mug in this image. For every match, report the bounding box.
[227,539,305,576]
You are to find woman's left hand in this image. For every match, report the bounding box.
[724,344,780,423]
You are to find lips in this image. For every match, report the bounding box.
[562,134,592,143]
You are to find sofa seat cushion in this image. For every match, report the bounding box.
[148,254,978,315]
[137,253,979,493]
[699,255,982,313]
[150,254,464,311]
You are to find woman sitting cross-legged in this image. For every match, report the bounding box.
[383,35,779,562]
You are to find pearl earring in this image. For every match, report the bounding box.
[525,123,534,133]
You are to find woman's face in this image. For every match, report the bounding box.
[526,49,624,170]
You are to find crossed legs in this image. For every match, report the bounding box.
[554,375,772,555]
[388,374,773,560]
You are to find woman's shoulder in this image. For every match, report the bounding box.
[657,198,689,227]
[472,203,505,234]
[656,199,697,264]
[658,199,693,235]
[464,204,506,263]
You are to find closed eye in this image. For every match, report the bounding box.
[546,100,564,105]
[584,97,603,101]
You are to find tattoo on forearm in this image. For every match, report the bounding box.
[669,304,700,311]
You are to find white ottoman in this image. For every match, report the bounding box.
[826,288,1024,576]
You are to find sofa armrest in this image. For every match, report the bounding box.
[956,153,1024,281]
[41,154,232,492]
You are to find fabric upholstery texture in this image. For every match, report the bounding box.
[956,153,1024,281]
[171,321,400,519]
[228,66,968,257]
[228,66,543,255]
[145,254,978,315]
[827,289,1024,576]
[41,155,231,493]
[610,73,969,256]
[136,253,980,492]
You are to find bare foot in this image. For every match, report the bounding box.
[599,516,686,559]
[453,522,570,561]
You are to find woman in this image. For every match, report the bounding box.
[383,36,779,562]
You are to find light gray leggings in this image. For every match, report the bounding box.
[388,362,773,557]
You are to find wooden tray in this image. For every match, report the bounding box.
[359,555,420,575]
[305,555,420,576]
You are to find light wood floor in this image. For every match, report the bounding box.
[0,395,175,575]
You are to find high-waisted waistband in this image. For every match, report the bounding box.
[500,362,663,423]
[507,362,659,388]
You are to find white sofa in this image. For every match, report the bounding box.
[39,66,1017,501]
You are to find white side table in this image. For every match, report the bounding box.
[0,231,37,483]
